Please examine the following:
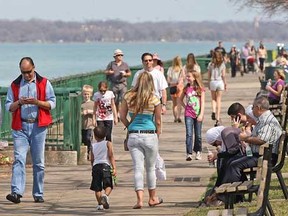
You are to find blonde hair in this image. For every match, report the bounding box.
[82,84,93,94]
[185,70,204,96]
[172,55,183,72]
[126,71,155,113]
[275,69,285,80]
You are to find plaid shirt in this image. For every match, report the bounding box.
[251,110,282,154]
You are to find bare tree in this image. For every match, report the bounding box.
[230,0,288,16]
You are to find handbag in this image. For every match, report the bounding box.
[169,69,182,95]
[123,132,129,151]
[155,153,166,181]
[123,113,137,151]
[169,86,177,95]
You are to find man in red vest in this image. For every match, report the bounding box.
[5,57,56,204]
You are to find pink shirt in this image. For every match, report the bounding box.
[184,86,205,118]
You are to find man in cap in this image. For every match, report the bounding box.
[105,49,131,119]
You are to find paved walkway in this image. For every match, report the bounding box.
[0,72,263,216]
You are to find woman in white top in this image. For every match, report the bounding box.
[207,51,227,126]
[167,56,185,122]
[183,53,201,77]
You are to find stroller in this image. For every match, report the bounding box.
[247,56,256,73]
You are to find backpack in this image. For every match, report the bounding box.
[218,127,243,158]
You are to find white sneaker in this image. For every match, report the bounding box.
[96,204,104,210]
[100,194,110,209]
[195,151,202,160]
[186,154,192,161]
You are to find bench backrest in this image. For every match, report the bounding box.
[269,88,288,130]
[273,130,288,172]
[255,145,273,214]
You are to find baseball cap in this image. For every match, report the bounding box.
[152,53,160,60]
[113,49,124,57]
[206,126,225,144]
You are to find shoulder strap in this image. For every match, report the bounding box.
[176,69,182,81]
[124,112,138,130]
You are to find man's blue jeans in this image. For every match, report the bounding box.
[11,122,47,198]
[185,116,202,154]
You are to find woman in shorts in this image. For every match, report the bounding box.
[207,51,227,126]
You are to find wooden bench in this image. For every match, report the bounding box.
[269,88,287,130]
[207,145,274,216]
[243,130,288,200]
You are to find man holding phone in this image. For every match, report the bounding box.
[5,57,56,204]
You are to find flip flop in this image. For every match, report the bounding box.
[148,197,163,207]
[132,204,142,209]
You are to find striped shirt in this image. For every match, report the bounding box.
[251,110,282,154]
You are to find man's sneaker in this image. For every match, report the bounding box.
[186,154,192,161]
[6,193,22,204]
[96,204,104,210]
[195,151,202,160]
[100,194,110,209]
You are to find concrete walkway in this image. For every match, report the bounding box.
[0,72,263,216]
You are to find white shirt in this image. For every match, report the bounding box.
[132,68,168,98]
[91,140,110,166]
[93,90,115,121]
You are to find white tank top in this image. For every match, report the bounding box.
[92,140,110,167]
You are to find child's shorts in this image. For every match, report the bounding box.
[90,163,113,192]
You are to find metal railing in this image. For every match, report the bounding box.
[0,57,212,159]
[0,87,82,157]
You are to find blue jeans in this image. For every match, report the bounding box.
[128,133,158,191]
[11,122,47,198]
[185,116,202,154]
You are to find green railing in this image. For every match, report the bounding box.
[0,57,212,159]
[0,87,82,157]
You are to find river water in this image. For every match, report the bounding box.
[0,41,277,87]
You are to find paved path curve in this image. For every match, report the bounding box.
[0,72,261,216]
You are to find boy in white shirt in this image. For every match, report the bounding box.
[90,126,117,210]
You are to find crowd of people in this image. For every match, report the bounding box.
[2,42,286,211]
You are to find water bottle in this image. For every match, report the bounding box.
[246,143,253,157]
[207,147,215,167]
[266,79,271,87]
[110,168,117,186]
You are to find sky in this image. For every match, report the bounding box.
[0,0,271,23]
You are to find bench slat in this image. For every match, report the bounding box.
[226,182,242,192]
[234,207,248,216]
[207,210,220,216]
[215,183,232,193]
[237,180,253,191]
[222,209,233,216]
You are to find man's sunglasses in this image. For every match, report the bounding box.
[21,69,33,75]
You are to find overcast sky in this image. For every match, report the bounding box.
[0,0,272,23]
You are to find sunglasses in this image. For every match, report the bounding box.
[144,59,153,63]
[21,69,33,75]
[100,90,106,94]
[116,54,123,57]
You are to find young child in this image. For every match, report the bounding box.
[90,126,117,210]
[179,70,205,161]
[93,81,118,141]
[81,85,95,159]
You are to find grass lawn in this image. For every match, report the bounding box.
[184,158,288,216]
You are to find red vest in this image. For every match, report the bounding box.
[11,72,53,130]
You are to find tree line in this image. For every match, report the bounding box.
[0,19,287,43]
